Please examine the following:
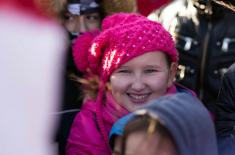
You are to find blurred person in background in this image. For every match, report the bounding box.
[149,0,235,114]
[109,93,218,155]
[213,3,235,155]
[213,2,235,155]
[0,0,66,155]
[211,4,235,154]
[61,0,102,112]
[52,1,102,155]
[63,0,101,42]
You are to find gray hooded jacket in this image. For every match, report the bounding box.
[110,93,218,155]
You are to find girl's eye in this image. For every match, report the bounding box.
[144,69,158,73]
[118,70,131,73]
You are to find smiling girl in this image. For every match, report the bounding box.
[66,13,195,155]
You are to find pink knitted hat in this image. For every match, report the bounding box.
[90,13,177,82]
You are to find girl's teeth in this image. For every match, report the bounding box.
[130,94,147,100]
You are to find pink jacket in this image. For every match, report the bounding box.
[66,86,180,155]
[66,92,129,155]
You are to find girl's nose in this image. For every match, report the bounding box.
[131,75,145,91]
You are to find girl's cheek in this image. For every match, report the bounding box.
[110,76,131,91]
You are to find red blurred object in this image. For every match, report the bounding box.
[137,0,172,16]
[0,0,49,19]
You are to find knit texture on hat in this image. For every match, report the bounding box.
[89,13,178,82]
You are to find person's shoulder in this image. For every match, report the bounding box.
[222,63,235,83]
[227,63,235,74]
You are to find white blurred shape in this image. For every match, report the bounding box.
[0,6,66,155]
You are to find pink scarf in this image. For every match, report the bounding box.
[102,92,130,133]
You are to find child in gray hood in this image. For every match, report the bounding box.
[109,93,218,155]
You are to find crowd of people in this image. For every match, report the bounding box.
[1,0,235,155]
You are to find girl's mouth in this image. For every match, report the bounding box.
[127,93,151,104]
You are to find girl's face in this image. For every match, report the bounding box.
[110,52,177,111]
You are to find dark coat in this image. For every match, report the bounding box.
[216,63,235,155]
[149,0,235,113]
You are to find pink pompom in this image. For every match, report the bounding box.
[72,30,100,73]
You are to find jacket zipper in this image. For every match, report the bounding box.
[199,22,212,100]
